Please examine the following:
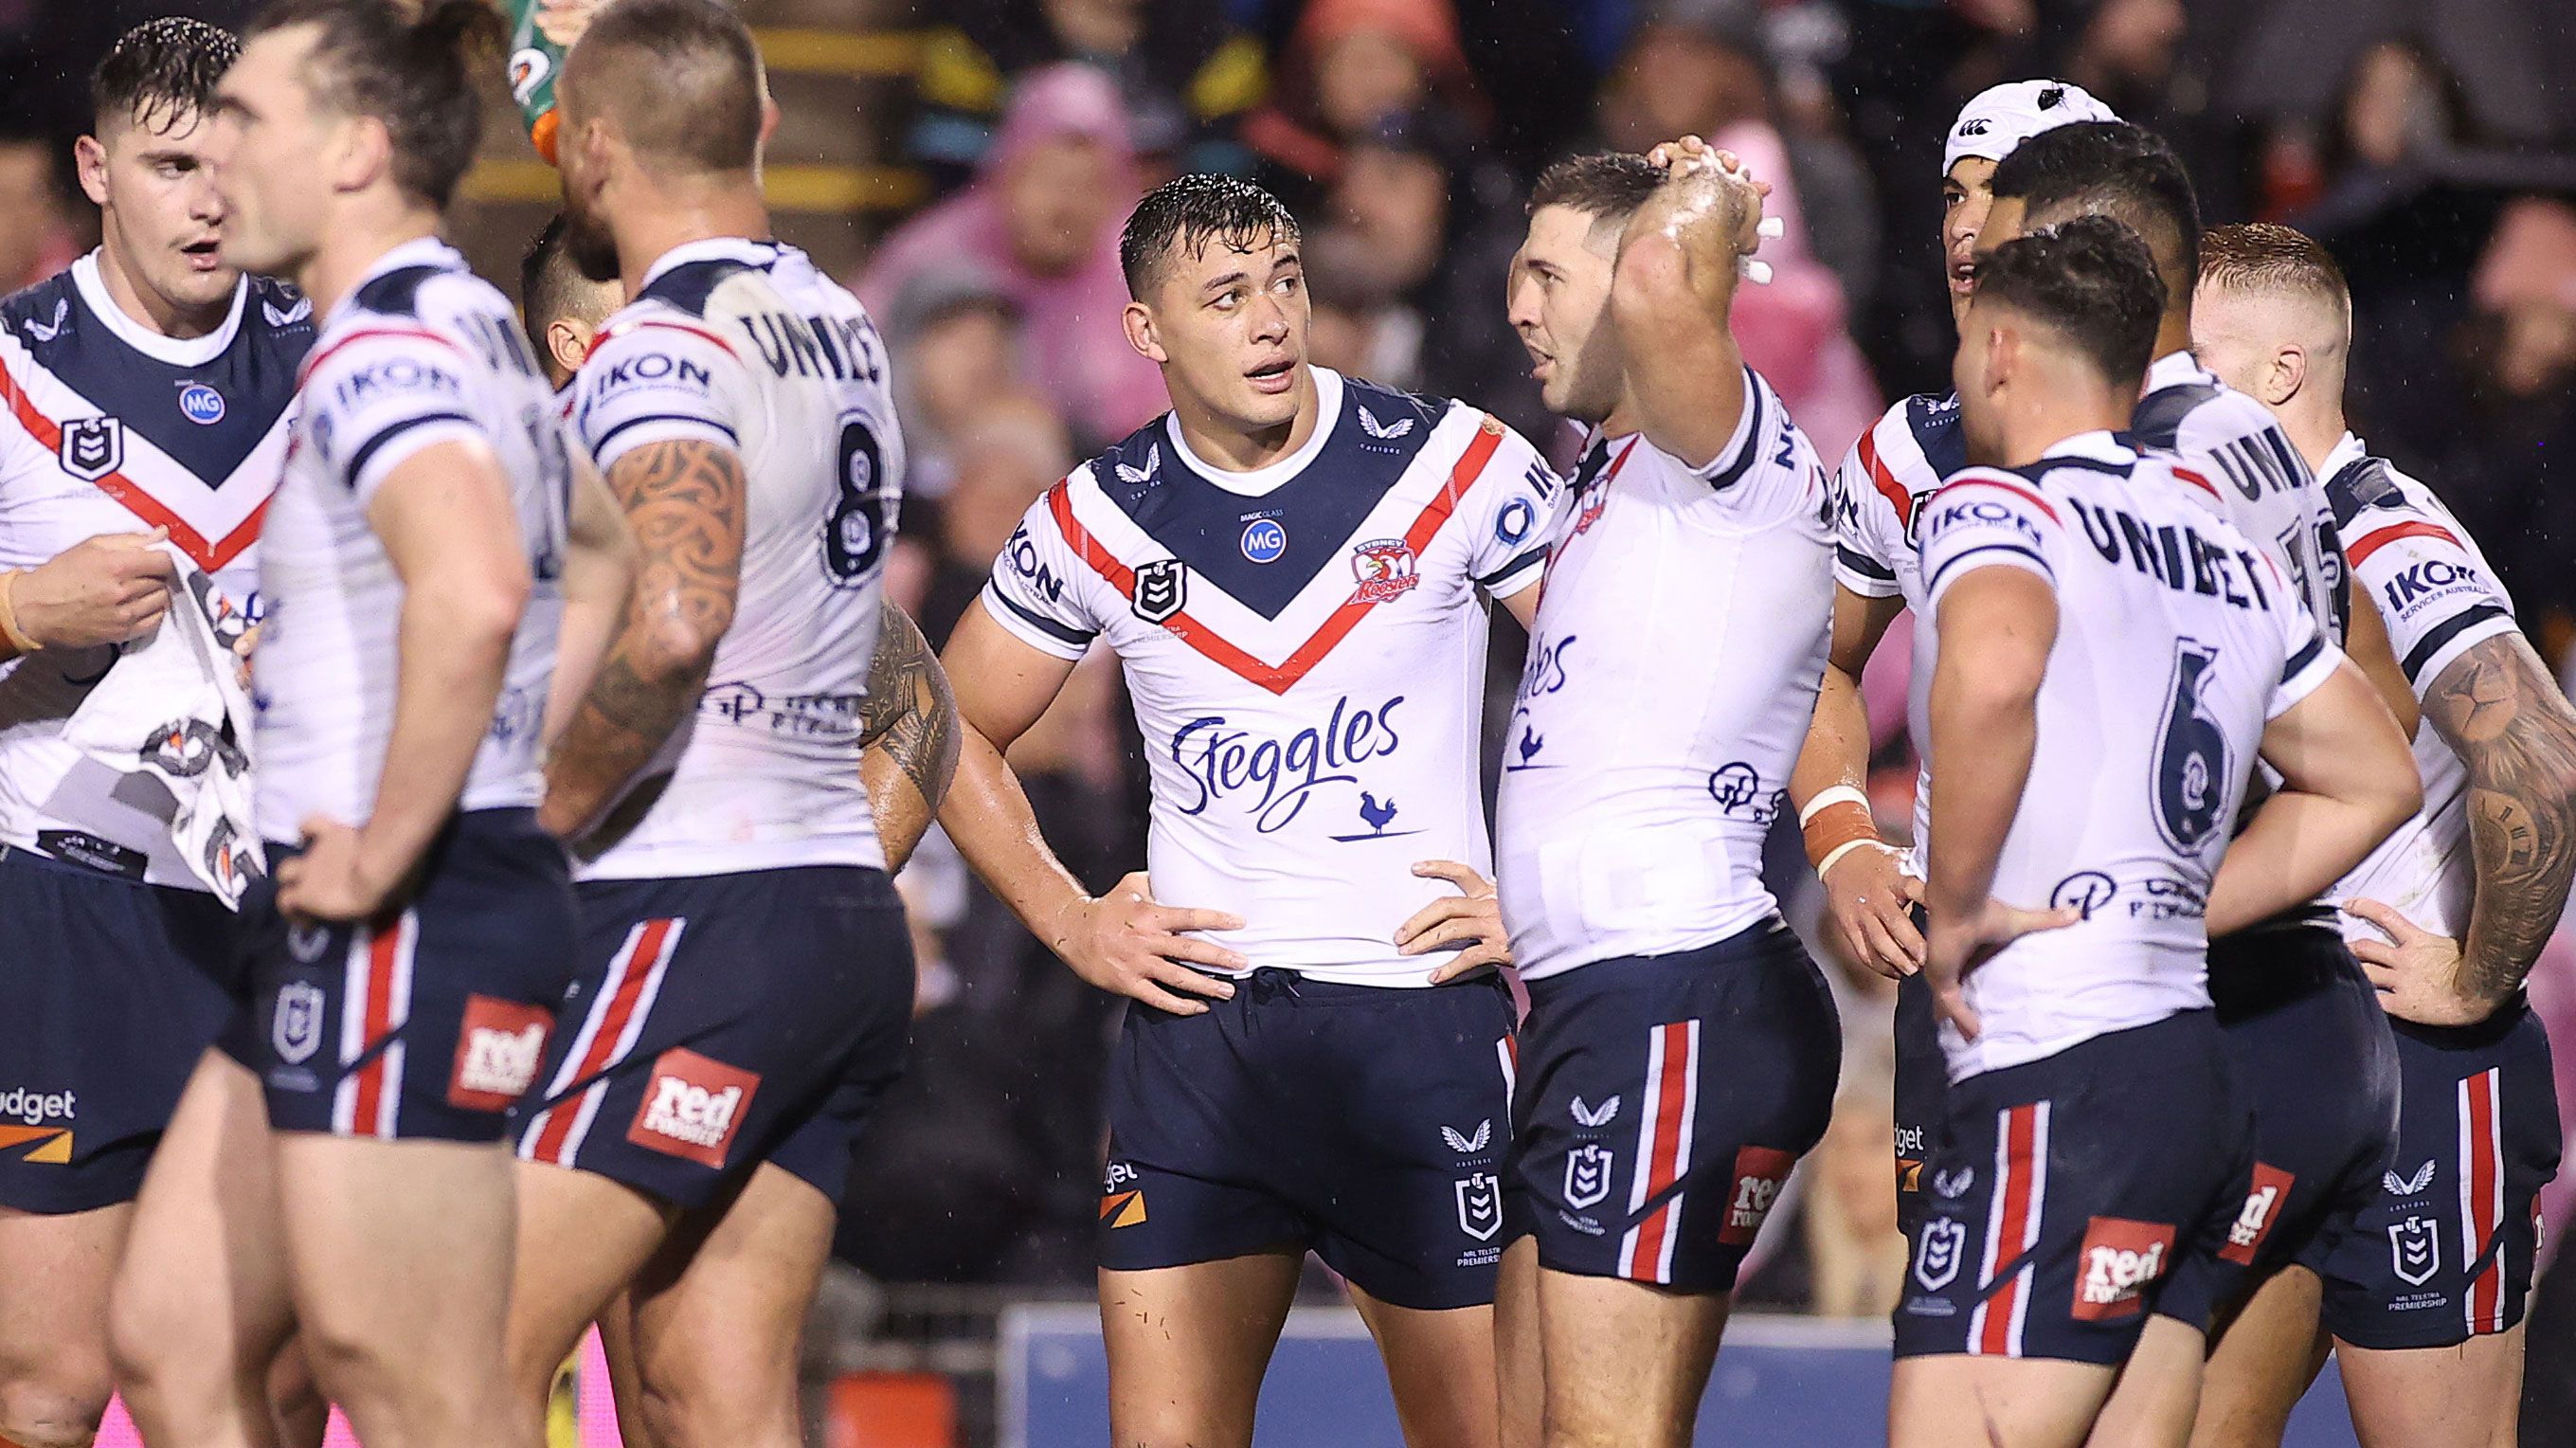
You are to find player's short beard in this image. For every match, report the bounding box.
[564,196,621,284]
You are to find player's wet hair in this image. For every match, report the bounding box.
[243,0,501,210]
[1990,121,2200,294]
[561,0,765,174]
[1528,152,1666,230]
[519,212,581,357]
[1119,173,1301,300]
[2198,222,2350,311]
[1971,215,2168,390]
[92,17,240,138]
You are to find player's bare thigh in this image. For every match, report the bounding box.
[1889,1354,2123,1448]
[622,1163,835,1448]
[0,1202,128,1448]
[2186,1267,2325,1448]
[2337,1327,2525,1448]
[1525,1264,1729,1448]
[504,1157,673,1412]
[1347,1281,1500,1448]
[2090,1313,2214,1448]
[1099,1252,1303,1448]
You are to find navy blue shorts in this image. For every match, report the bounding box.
[1896,1010,2253,1366]
[2162,926,2401,1328]
[1098,969,1517,1312]
[2317,1002,2560,1348]
[229,808,576,1144]
[516,866,912,1212]
[1895,959,1943,1236]
[1504,919,1841,1292]
[0,844,243,1213]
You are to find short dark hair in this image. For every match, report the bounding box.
[1529,152,1665,227]
[563,0,764,174]
[2198,222,2349,309]
[92,17,239,137]
[1990,121,2201,289]
[244,0,500,210]
[1971,214,2168,389]
[519,213,579,356]
[1118,173,1300,299]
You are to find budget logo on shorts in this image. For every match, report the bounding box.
[2219,1162,2296,1266]
[446,995,553,1113]
[272,980,325,1066]
[1720,1146,1796,1246]
[2072,1216,2175,1322]
[58,415,121,481]
[1564,1143,1614,1211]
[1914,1217,1965,1290]
[1133,559,1186,624]
[2389,1214,2440,1287]
[1455,1171,1504,1241]
[627,1047,760,1169]
[1349,538,1418,604]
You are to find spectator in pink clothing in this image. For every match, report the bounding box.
[858,63,1165,450]
[1710,120,1883,462]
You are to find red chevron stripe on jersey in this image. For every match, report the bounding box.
[2347,518,2461,569]
[0,353,268,570]
[1049,416,1506,696]
[1857,425,1916,529]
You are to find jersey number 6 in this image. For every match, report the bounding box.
[2153,640,2230,853]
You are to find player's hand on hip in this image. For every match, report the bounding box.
[1822,841,1926,981]
[1923,896,2081,1040]
[1397,860,1512,983]
[2344,897,2494,1026]
[10,528,175,649]
[275,816,401,924]
[1056,870,1246,1016]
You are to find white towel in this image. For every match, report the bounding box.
[61,543,263,908]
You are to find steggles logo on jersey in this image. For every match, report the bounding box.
[1455,1171,1504,1241]
[627,1047,761,1169]
[1349,539,1420,605]
[2389,1215,2440,1286]
[1330,790,1416,842]
[1914,1217,1965,1290]
[446,995,553,1113]
[1564,1143,1614,1210]
[1706,761,1782,824]
[1240,516,1288,564]
[2385,1160,2436,1197]
[1570,1095,1619,1128]
[58,415,122,482]
[1441,1120,1492,1154]
[271,980,325,1066]
[1169,695,1406,833]
[2071,1217,2175,1322]
[1133,559,1186,624]
[1507,725,1547,771]
[177,382,226,425]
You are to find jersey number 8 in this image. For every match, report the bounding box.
[824,415,894,588]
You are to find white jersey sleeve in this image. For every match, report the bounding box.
[981,481,1110,661]
[570,317,756,470]
[1458,420,1556,600]
[1917,469,2062,608]
[2330,455,2516,695]
[301,330,485,503]
[1828,392,1964,606]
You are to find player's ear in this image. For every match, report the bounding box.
[334,112,391,196]
[546,317,593,379]
[2267,344,2306,407]
[1123,300,1167,366]
[74,135,112,208]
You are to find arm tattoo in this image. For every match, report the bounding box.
[2423,630,2576,1003]
[545,440,746,835]
[859,600,961,812]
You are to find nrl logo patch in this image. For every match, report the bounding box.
[59,416,122,482]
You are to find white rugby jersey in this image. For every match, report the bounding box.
[255,239,566,842]
[1825,389,1967,869]
[568,239,900,878]
[0,254,309,884]
[2134,351,2346,642]
[1497,369,1833,979]
[2320,434,2518,941]
[983,367,1553,986]
[1911,431,2341,1080]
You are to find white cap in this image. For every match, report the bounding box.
[1941,80,2120,177]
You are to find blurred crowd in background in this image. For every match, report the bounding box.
[5,0,2576,1330]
